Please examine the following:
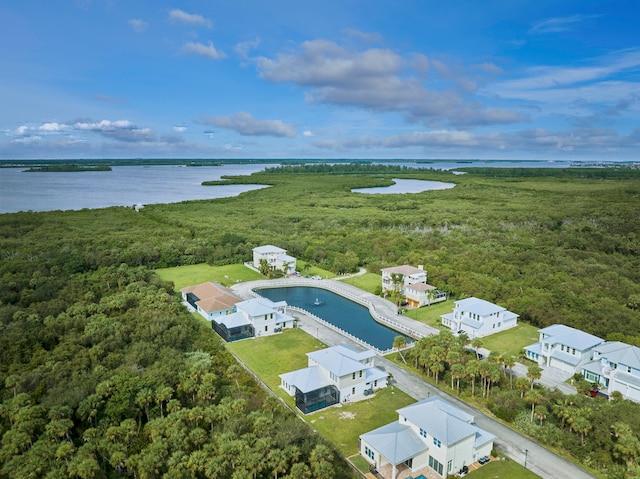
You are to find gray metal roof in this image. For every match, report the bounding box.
[279,366,332,393]
[360,421,428,464]
[307,345,369,376]
[539,324,604,351]
[253,245,286,254]
[396,397,479,446]
[455,297,504,316]
[594,342,640,370]
[237,297,282,317]
[218,311,251,328]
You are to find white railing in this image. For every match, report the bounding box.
[250,279,427,354]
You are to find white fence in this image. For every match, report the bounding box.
[252,279,424,356]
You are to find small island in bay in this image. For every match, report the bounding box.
[24,164,112,172]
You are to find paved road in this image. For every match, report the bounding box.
[231,278,596,479]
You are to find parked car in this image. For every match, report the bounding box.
[311,275,322,280]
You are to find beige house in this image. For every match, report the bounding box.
[381,265,427,293]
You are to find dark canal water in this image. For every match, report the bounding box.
[256,286,410,351]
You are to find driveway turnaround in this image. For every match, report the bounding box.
[231,278,597,479]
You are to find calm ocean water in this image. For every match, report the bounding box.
[0,159,579,214]
[0,164,275,214]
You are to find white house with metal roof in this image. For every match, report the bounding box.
[441,297,518,338]
[381,265,427,293]
[360,397,494,479]
[279,344,388,413]
[252,245,297,275]
[209,296,295,342]
[525,324,604,374]
[582,341,640,402]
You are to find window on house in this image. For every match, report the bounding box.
[374,380,377,387]
[419,428,427,438]
[352,387,355,395]
[628,366,632,373]
[359,370,363,378]
[364,446,374,460]
[264,325,268,332]
[433,437,441,448]
[561,345,565,352]
[572,348,576,354]
[352,372,356,380]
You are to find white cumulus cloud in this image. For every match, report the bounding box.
[181,41,225,59]
[201,112,296,137]
[169,9,212,28]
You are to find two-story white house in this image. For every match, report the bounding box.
[525,324,604,374]
[404,282,447,308]
[360,397,494,479]
[381,265,427,293]
[441,297,518,338]
[180,282,242,320]
[279,344,388,414]
[582,341,640,402]
[208,296,295,342]
[252,245,297,275]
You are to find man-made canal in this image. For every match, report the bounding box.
[256,286,410,351]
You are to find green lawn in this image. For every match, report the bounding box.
[479,323,539,360]
[295,260,336,279]
[341,272,381,293]
[465,458,540,478]
[155,263,263,290]
[308,386,414,457]
[227,328,323,393]
[227,328,415,457]
[404,299,454,328]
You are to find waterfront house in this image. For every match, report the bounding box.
[525,324,604,374]
[360,397,494,479]
[441,297,518,338]
[252,245,297,275]
[582,341,640,402]
[214,296,296,342]
[279,344,388,413]
[404,282,447,307]
[181,282,242,321]
[381,265,427,293]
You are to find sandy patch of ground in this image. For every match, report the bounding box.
[339,411,356,419]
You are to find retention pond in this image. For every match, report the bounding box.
[256,286,411,351]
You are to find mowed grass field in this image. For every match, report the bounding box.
[155,263,263,290]
[480,322,540,360]
[227,328,414,457]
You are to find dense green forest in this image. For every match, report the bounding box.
[1,164,639,478]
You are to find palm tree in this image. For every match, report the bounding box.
[534,404,548,426]
[259,258,270,277]
[471,338,483,359]
[525,389,543,423]
[571,414,591,446]
[430,361,445,385]
[515,377,530,399]
[466,360,481,397]
[526,364,542,389]
[552,397,574,431]
[451,363,466,393]
[503,356,516,389]
[393,336,407,363]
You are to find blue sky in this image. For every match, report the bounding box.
[1,1,639,160]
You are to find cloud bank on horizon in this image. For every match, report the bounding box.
[0,1,638,160]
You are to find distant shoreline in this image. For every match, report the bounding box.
[2,158,639,169]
